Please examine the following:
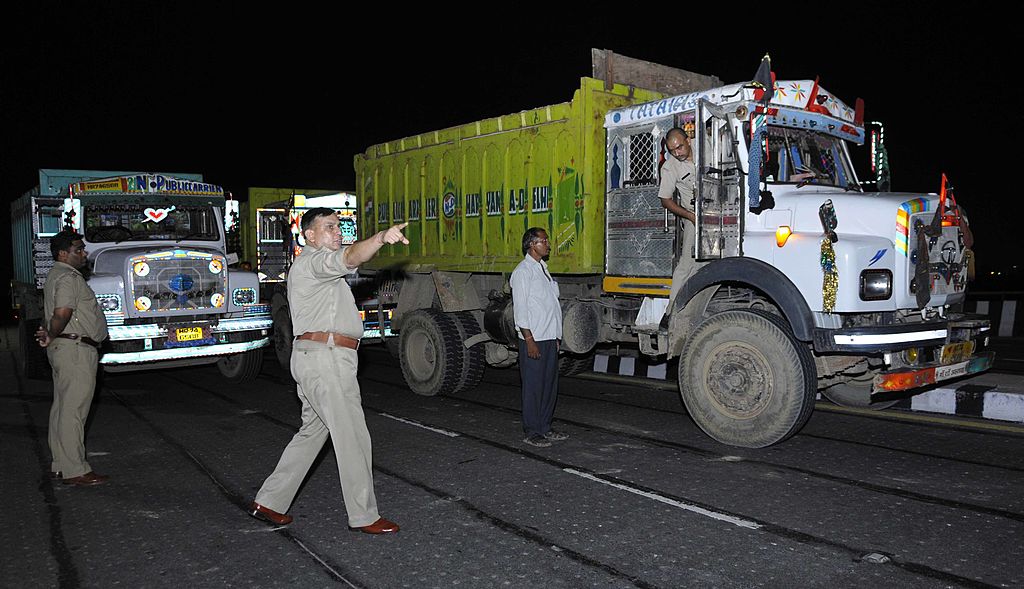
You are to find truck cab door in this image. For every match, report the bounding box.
[605,120,677,283]
[695,99,744,260]
[256,208,289,282]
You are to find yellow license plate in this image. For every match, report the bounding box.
[940,341,975,364]
[176,327,205,342]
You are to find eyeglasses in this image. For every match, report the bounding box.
[533,238,549,245]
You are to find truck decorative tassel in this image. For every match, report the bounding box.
[820,238,838,313]
[819,199,839,313]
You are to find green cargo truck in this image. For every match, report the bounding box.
[353,51,990,447]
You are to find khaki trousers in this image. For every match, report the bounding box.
[669,219,705,308]
[255,341,379,527]
[47,340,99,478]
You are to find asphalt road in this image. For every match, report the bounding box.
[3,348,1023,588]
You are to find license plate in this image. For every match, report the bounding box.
[175,327,205,342]
[940,341,975,364]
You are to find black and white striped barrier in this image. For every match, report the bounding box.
[966,294,1023,338]
[890,383,1024,423]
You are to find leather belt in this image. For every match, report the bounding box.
[295,331,360,349]
[56,334,101,348]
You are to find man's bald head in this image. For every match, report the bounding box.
[665,128,691,162]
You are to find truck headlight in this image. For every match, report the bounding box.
[860,270,892,301]
[96,294,122,313]
[232,287,256,306]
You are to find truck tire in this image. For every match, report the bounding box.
[17,319,50,380]
[558,351,595,376]
[821,371,898,410]
[273,307,293,370]
[217,348,264,382]
[679,310,815,448]
[398,310,463,396]
[451,311,485,393]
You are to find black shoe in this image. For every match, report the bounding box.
[523,435,552,448]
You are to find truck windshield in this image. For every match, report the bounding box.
[762,127,858,190]
[84,204,220,243]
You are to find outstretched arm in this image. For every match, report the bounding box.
[343,223,410,269]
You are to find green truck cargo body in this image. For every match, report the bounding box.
[355,78,663,275]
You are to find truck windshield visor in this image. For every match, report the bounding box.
[84,205,220,242]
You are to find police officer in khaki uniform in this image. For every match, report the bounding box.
[36,230,110,486]
[250,208,408,534]
[658,127,705,311]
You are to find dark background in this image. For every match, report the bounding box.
[2,5,1018,317]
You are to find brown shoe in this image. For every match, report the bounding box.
[250,502,293,526]
[350,517,399,534]
[62,472,109,486]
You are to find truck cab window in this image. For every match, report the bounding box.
[759,127,858,190]
[84,205,220,242]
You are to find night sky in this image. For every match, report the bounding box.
[2,5,1017,316]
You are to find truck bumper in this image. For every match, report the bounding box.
[872,352,995,394]
[100,338,269,366]
[813,316,991,353]
[100,316,272,366]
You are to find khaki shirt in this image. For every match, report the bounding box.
[43,261,108,342]
[658,156,697,209]
[287,245,362,339]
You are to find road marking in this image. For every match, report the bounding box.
[290,537,360,589]
[563,468,761,530]
[380,413,461,437]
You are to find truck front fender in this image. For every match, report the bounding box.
[673,257,815,342]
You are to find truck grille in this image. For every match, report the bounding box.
[128,250,228,313]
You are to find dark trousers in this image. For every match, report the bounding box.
[518,339,559,437]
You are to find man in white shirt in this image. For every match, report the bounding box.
[510,228,567,448]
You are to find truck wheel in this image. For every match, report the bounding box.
[273,307,293,369]
[679,310,815,448]
[398,310,463,396]
[822,372,898,410]
[452,311,485,393]
[17,319,50,380]
[217,349,264,382]
[558,351,595,376]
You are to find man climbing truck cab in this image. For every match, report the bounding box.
[605,72,990,447]
[10,170,272,381]
[353,52,991,448]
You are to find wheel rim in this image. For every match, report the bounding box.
[405,329,437,380]
[702,341,773,419]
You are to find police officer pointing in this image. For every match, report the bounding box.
[250,209,408,534]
